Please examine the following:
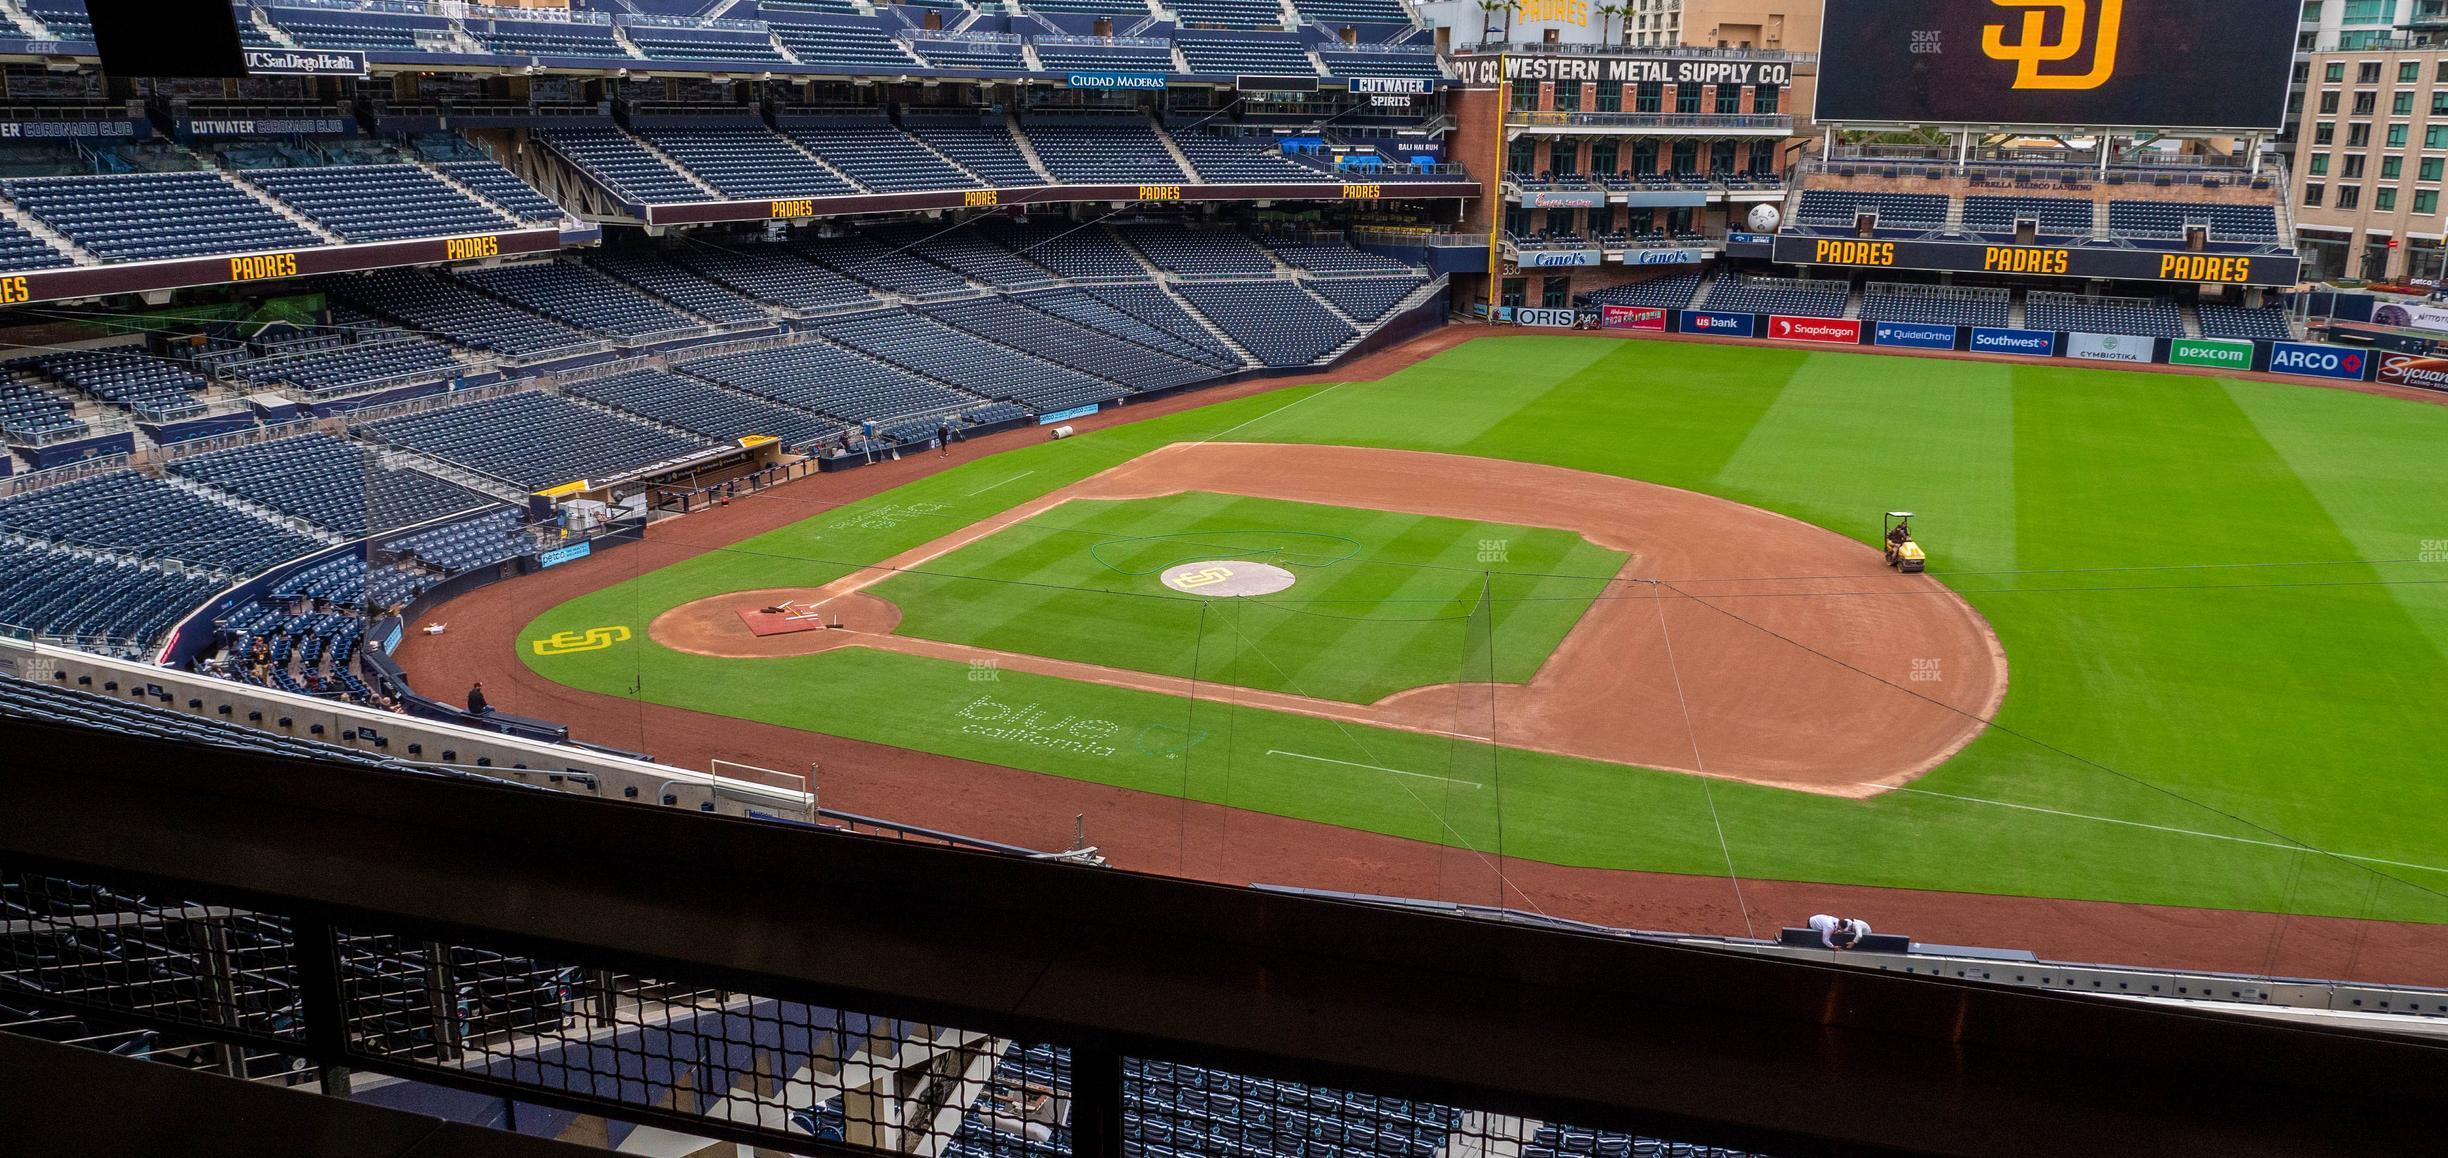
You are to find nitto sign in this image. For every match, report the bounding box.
[1768,315,1861,344]
[2267,342,2369,381]
[1679,310,1757,337]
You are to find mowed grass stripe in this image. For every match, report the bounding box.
[874,492,1625,704]
[520,338,2448,925]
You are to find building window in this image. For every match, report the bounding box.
[2402,61,2422,84]
[2326,62,2346,83]
[2338,185,2363,210]
[2433,91,2448,116]
[1589,139,1618,173]
[1595,83,1621,113]
[2320,91,2341,114]
[2384,156,2403,179]
[1713,85,1740,114]
[2378,187,2399,211]
[2350,123,2373,146]
[2418,189,2440,214]
[1674,84,1700,113]
[2353,91,2377,116]
[2438,59,2448,83]
[1754,84,1778,114]
[2390,123,2410,147]
[2318,122,2337,145]
[2346,154,2368,178]
[2307,182,2326,207]
[2421,157,2443,181]
[2359,61,2383,84]
[2429,124,2448,147]
[1636,82,1662,113]
[2394,91,2416,116]
[1749,139,1775,173]
[2312,154,2332,175]
[1556,79,1581,112]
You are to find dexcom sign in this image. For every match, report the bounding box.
[2267,342,2370,382]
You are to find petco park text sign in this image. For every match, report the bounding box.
[1768,315,1861,344]
[1772,235,2301,287]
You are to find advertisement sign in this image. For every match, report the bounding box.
[1872,320,1959,350]
[2065,332,2154,364]
[1518,189,1609,209]
[1039,404,1102,424]
[0,119,140,140]
[2376,353,2448,391]
[538,541,593,569]
[245,49,368,77]
[1236,75,1321,92]
[2167,337,2255,370]
[181,116,356,138]
[1970,326,2059,357]
[2267,342,2369,381]
[1451,53,1792,88]
[1349,77,1434,94]
[1768,315,1862,345]
[1624,248,1710,266]
[1773,234,2300,287]
[1601,305,1669,331]
[1680,310,1758,338]
[1066,71,1169,91]
[2368,301,2448,333]
[1727,231,1776,245]
[1814,0,2296,131]
[1520,249,1602,268]
[1515,307,1580,327]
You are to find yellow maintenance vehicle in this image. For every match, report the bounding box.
[1883,512,1927,574]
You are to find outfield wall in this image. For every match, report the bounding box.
[1524,306,2402,388]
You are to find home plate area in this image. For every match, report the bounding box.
[1160,560,1297,598]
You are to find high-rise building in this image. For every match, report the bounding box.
[2289,44,2448,279]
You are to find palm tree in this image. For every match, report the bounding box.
[1595,1,1630,46]
[1476,0,1517,46]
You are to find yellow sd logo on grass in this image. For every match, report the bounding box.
[532,626,632,656]
[1983,0,2121,91]
[1174,566,1236,590]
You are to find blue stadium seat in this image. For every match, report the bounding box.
[354,389,716,492]
[2,171,323,263]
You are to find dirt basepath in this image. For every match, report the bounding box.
[394,328,2448,986]
[649,443,2006,797]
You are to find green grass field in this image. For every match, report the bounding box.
[870,493,1626,703]
[520,336,2448,925]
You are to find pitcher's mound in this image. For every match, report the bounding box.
[1160,560,1296,597]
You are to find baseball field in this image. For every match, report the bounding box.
[491,335,2448,969]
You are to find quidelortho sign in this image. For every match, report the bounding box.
[2167,337,2255,370]
[2065,332,2154,363]
[2267,341,2370,381]
[1872,321,1958,350]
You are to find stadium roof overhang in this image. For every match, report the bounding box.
[632,182,1482,229]
[0,226,580,309]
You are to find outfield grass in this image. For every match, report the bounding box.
[869,493,1626,704]
[520,337,2448,925]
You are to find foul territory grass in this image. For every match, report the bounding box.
[522,337,2448,925]
[869,493,1626,704]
